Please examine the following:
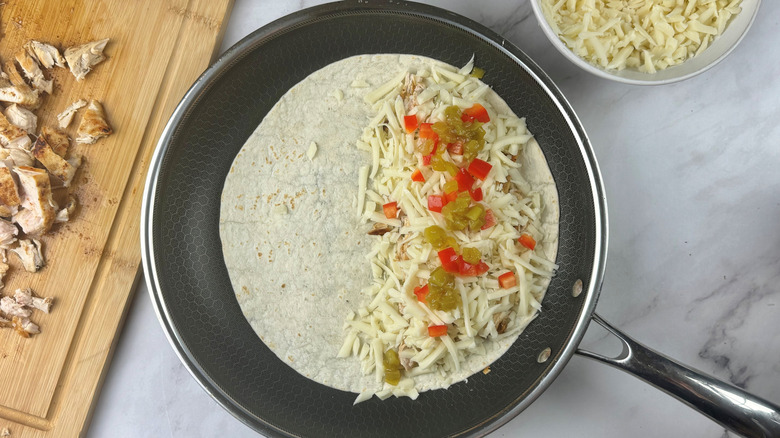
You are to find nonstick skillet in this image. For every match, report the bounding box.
[141,1,780,436]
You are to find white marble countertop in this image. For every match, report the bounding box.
[88,1,780,437]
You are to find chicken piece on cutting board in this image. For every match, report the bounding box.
[64,38,109,81]
[12,166,57,236]
[24,40,66,69]
[31,134,80,187]
[0,61,39,109]
[15,50,53,94]
[0,110,32,150]
[76,100,112,144]
[3,104,37,133]
[56,99,87,129]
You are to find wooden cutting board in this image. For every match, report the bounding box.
[0,0,233,436]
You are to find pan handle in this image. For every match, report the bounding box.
[576,313,780,437]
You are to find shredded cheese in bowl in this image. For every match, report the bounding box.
[539,0,743,73]
[338,57,558,403]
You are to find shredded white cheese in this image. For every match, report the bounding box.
[540,0,743,73]
[340,58,558,403]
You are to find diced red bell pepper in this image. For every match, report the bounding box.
[467,158,492,181]
[383,201,398,219]
[461,103,490,123]
[422,143,439,166]
[498,272,517,289]
[428,195,446,213]
[458,257,474,276]
[445,190,458,204]
[428,324,448,337]
[454,168,475,192]
[469,187,483,202]
[481,209,496,230]
[419,123,438,141]
[414,284,429,302]
[404,115,418,133]
[447,142,463,155]
[438,247,460,273]
[411,168,425,183]
[458,257,490,276]
[519,234,537,250]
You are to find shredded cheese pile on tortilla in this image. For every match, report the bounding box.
[540,0,743,73]
[338,57,557,403]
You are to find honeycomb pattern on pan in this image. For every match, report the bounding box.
[151,9,599,438]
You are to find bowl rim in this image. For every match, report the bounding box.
[529,0,763,85]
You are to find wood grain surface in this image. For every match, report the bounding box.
[0,0,233,435]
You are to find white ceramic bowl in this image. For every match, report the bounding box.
[530,0,762,85]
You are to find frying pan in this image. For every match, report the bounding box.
[140,1,780,436]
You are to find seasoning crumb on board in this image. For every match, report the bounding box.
[0,36,113,337]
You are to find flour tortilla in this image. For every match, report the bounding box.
[219,54,559,395]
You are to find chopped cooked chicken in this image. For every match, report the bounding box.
[0,61,39,109]
[56,99,87,129]
[401,73,424,112]
[14,288,52,314]
[0,111,31,150]
[12,315,39,337]
[13,166,57,235]
[0,167,21,217]
[0,147,34,168]
[15,50,53,94]
[398,342,416,371]
[25,40,66,69]
[64,38,109,81]
[493,312,510,334]
[55,195,77,223]
[1,296,31,318]
[368,223,392,235]
[3,104,37,133]
[40,126,70,157]
[0,219,18,248]
[11,238,44,272]
[0,205,16,218]
[22,317,40,334]
[76,100,112,144]
[31,134,78,186]
[0,287,53,337]
[12,288,31,306]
